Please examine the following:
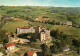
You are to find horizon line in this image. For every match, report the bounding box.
[0,5,80,7]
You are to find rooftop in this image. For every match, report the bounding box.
[19,26,36,29]
[27,51,34,56]
[5,43,14,48]
[6,32,11,35]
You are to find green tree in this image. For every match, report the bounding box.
[0,29,9,44]
[41,44,52,56]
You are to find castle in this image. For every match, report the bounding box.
[17,26,51,43]
[35,26,51,43]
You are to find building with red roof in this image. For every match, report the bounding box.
[17,26,36,35]
[5,43,15,51]
[6,32,11,35]
[27,51,37,56]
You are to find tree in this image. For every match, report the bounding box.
[50,29,59,38]
[50,44,59,54]
[51,20,55,25]
[4,37,9,43]
[50,42,63,54]
[30,34,37,42]
[41,44,52,56]
[0,29,9,44]
[72,39,80,54]
[56,22,60,25]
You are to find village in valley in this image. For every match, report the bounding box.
[0,5,80,56]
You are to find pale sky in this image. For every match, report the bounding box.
[0,0,80,7]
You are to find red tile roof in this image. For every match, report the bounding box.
[27,51,34,56]
[40,26,46,29]
[19,26,36,29]
[6,32,11,35]
[5,43,14,48]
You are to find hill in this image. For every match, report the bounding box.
[0,6,80,25]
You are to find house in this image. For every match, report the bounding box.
[62,46,70,51]
[60,22,72,27]
[0,52,4,56]
[27,51,37,56]
[66,22,72,27]
[17,26,36,35]
[0,44,3,47]
[5,43,15,51]
[6,32,11,35]
[6,32,11,37]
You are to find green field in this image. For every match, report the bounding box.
[50,25,80,37]
[4,21,29,33]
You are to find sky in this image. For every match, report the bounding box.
[0,0,80,7]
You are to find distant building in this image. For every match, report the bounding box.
[66,22,72,27]
[27,51,37,56]
[17,26,36,35]
[60,22,72,27]
[5,43,15,51]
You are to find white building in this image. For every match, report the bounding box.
[5,43,15,51]
[17,26,36,35]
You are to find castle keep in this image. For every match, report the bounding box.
[17,26,51,43]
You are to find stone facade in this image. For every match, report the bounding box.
[40,29,51,43]
[17,26,36,35]
[35,26,51,43]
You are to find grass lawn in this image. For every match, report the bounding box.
[4,20,29,33]
[50,25,80,37]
